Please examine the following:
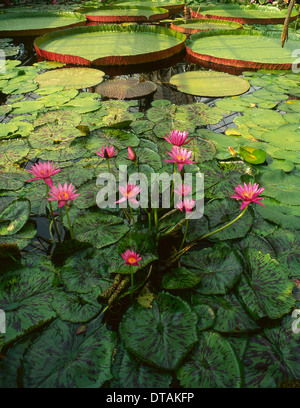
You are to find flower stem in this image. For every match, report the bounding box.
[107,158,111,174]
[170,207,248,264]
[179,219,189,251]
[129,205,137,233]
[130,265,134,302]
[148,211,152,233]
[154,207,158,231]
[65,205,74,240]
[46,185,61,242]
[199,207,247,241]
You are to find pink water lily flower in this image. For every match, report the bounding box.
[26,161,62,187]
[121,249,142,266]
[116,184,142,205]
[176,198,195,213]
[230,182,265,210]
[96,145,116,159]
[165,146,195,172]
[164,129,192,147]
[48,182,80,208]
[173,183,192,197]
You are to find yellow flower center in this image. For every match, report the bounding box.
[176,154,186,162]
[58,192,69,200]
[128,256,137,264]
[242,191,253,199]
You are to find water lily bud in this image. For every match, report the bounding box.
[128,146,136,162]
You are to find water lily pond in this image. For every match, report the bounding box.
[0,0,299,390]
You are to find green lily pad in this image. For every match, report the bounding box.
[239,146,266,164]
[176,331,242,388]
[258,169,300,206]
[162,266,202,290]
[243,315,300,387]
[260,124,300,151]
[0,199,30,236]
[256,197,300,230]
[0,139,30,165]
[11,100,45,115]
[85,128,140,153]
[0,265,56,345]
[22,319,116,388]
[266,229,300,278]
[192,303,216,332]
[181,246,243,295]
[111,343,172,388]
[29,123,83,150]
[120,292,198,370]
[0,165,29,191]
[170,70,250,97]
[192,292,258,333]
[0,222,37,251]
[59,248,112,294]
[237,249,295,319]
[73,212,129,249]
[35,67,105,89]
[34,110,82,128]
[52,291,101,323]
[0,123,19,140]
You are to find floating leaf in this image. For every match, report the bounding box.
[192,292,258,333]
[237,249,295,319]
[51,291,101,323]
[170,70,250,97]
[0,199,30,236]
[0,265,56,345]
[73,212,129,249]
[162,266,202,290]
[111,342,172,388]
[59,248,111,294]
[239,146,266,164]
[22,319,116,388]
[181,246,243,295]
[120,292,198,370]
[35,67,105,89]
[243,315,300,388]
[0,139,30,165]
[176,331,242,388]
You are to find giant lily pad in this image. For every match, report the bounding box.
[186,30,300,71]
[35,67,105,90]
[120,292,198,370]
[116,0,184,13]
[0,12,86,37]
[82,6,169,23]
[22,319,116,388]
[191,4,298,25]
[34,24,186,67]
[171,18,243,35]
[170,70,249,97]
